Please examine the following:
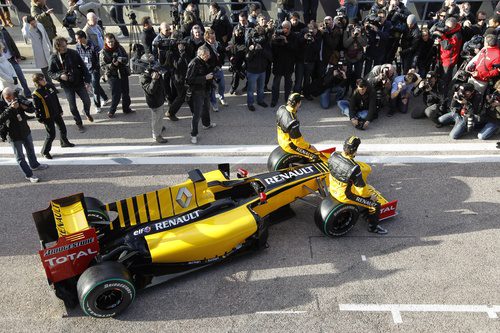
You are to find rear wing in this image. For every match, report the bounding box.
[379,200,398,221]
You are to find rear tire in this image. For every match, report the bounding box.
[267,146,308,171]
[315,197,359,237]
[77,262,135,318]
[84,197,109,223]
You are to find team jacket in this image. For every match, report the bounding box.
[32,84,63,122]
[467,46,500,82]
[328,152,377,208]
[439,23,463,67]
[276,105,310,153]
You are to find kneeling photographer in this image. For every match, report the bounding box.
[337,79,377,130]
[476,80,500,140]
[139,54,168,144]
[437,83,482,139]
[411,71,444,124]
[0,87,47,182]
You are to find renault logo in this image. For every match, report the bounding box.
[176,187,192,208]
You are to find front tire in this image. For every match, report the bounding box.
[267,146,308,171]
[77,262,135,318]
[315,197,359,237]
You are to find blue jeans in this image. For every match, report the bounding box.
[337,100,368,119]
[91,70,108,108]
[478,122,499,140]
[210,68,225,106]
[247,71,265,105]
[439,112,467,139]
[9,58,31,96]
[271,73,293,105]
[63,84,91,125]
[320,86,345,109]
[10,133,40,177]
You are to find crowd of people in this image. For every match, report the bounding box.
[0,0,500,183]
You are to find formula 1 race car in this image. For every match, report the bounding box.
[33,148,397,318]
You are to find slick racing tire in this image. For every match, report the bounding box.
[267,146,308,171]
[315,197,359,237]
[84,197,109,223]
[77,262,135,318]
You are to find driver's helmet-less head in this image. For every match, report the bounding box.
[287,93,304,108]
[344,136,361,155]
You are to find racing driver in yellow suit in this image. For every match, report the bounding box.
[328,136,388,234]
[277,93,326,162]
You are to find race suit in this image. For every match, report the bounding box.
[328,151,380,228]
[276,105,322,161]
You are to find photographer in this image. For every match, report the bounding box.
[204,28,227,111]
[246,26,272,111]
[302,22,322,99]
[139,54,168,144]
[185,46,217,144]
[337,78,377,130]
[369,0,387,16]
[411,71,444,124]
[168,37,190,121]
[32,73,75,159]
[271,20,298,107]
[441,0,460,19]
[140,16,157,56]
[184,25,205,61]
[75,31,108,114]
[277,0,295,24]
[366,63,396,117]
[319,16,343,73]
[152,23,178,105]
[389,71,418,116]
[363,9,392,76]
[343,23,367,91]
[437,83,482,139]
[416,28,436,76]
[209,2,233,47]
[227,24,247,95]
[48,36,92,132]
[100,33,134,118]
[399,15,421,74]
[434,17,463,96]
[465,34,500,95]
[386,0,410,64]
[318,58,348,109]
[0,87,48,183]
[290,12,306,33]
[477,80,500,140]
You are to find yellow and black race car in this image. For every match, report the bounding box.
[34,149,397,318]
[33,159,335,318]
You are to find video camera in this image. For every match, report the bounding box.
[112,52,128,65]
[365,14,382,27]
[127,11,137,24]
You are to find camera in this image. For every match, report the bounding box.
[365,14,381,27]
[212,66,221,83]
[112,52,127,64]
[355,118,366,130]
[304,30,315,43]
[234,26,246,37]
[14,88,33,110]
[127,11,137,22]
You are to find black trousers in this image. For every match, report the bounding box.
[108,76,131,115]
[189,91,211,137]
[41,115,68,155]
[169,81,187,116]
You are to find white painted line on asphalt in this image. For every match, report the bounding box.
[256,311,307,314]
[1,143,498,156]
[361,255,367,261]
[339,304,500,324]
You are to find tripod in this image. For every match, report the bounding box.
[128,13,142,54]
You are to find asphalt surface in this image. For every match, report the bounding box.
[0,69,499,332]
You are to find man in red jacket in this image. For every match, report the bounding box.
[466,34,500,94]
[435,17,462,95]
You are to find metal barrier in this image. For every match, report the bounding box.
[97,1,260,27]
[0,4,21,27]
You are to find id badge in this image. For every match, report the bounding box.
[84,56,89,64]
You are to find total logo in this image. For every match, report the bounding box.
[44,248,98,267]
[133,226,152,236]
[381,205,396,214]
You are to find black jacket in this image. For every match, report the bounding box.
[303,30,322,63]
[140,70,166,109]
[349,88,377,121]
[400,25,422,56]
[32,84,63,122]
[210,8,233,45]
[272,32,297,75]
[205,41,225,69]
[186,56,211,93]
[48,49,91,88]
[100,44,130,78]
[140,27,157,55]
[246,43,272,74]
[172,49,190,84]
[413,82,442,107]
[0,27,21,59]
[0,97,32,141]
